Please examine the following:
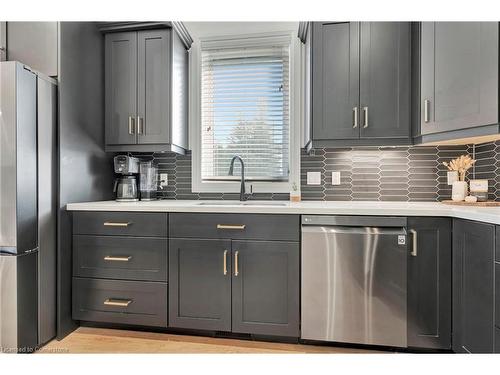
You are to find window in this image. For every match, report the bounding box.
[191,33,300,193]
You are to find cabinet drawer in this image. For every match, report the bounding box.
[73,236,167,281]
[73,211,167,237]
[169,213,300,241]
[72,277,167,327]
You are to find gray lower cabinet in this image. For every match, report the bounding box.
[231,240,300,337]
[496,262,500,331]
[310,21,410,147]
[419,22,498,138]
[496,327,500,354]
[73,235,167,282]
[72,211,168,328]
[407,218,451,350]
[168,238,232,331]
[104,27,188,153]
[73,277,167,327]
[73,211,168,237]
[452,219,495,353]
[168,213,300,337]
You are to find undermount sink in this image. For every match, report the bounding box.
[196,201,288,207]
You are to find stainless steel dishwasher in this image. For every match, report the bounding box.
[301,216,408,348]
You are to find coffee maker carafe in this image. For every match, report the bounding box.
[113,155,139,202]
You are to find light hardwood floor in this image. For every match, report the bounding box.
[38,327,382,354]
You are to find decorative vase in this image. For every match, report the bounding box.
[447,171,459,186]
[451,181,468,202]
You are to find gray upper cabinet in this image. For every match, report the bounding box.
[407,217,451,350]
[105,32,138,146]
[311,22,359,142]
[137,30,171,144]
[6,22,58,77]
[359,22,410,140]
[310,22,411,147]
[452,219,495,353]
[419,22,499,138]
[104,27,188,153]
[231,240,300,337]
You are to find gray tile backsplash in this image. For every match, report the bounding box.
[300,145,470,202]
[131,142,500,201]
[471,141,500,200]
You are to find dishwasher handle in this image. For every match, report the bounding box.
[301,225,407,237]
[302,215,407,228]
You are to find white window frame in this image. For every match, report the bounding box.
[190,31,301,194]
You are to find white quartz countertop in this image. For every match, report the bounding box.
[66,200,500,225]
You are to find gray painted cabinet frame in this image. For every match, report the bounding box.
[169,238,300,337]
[420,22,499,136]
[407,217,451,350]
[104,28,188,153]
[452,219,495,353]
[105,31,138,146]
[310,21,411,147]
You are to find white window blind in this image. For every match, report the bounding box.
[201,39,290,182]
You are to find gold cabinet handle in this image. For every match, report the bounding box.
[234,251,239,276]
[409,229,417,257]
[128,116,135,135]
[217,224,246,230]
[223,250,228,275]
[104,255,132,262]
[352,107,358,128]
[103,222,131,227]
[137,116,144,135]
[103,298,132,307]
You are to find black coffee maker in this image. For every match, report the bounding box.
[113,155,139,202]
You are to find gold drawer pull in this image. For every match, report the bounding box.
[103,298,132,307]
[104,255,132,262]
[103,222,131,227]
[217,224,246,230]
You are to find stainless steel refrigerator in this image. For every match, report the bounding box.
[0,61,57,352]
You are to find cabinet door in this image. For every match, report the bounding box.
[169,238,232,331]
[421,22,498,135]
[359,22,410,139]
[452,219,495,353]
[312,22,360,140]
[105,31,137,145]
[231,240,300,337]
[407,217,451,350]
[137,29,171,144]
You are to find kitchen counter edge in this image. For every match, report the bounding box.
[65,200,500,226]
